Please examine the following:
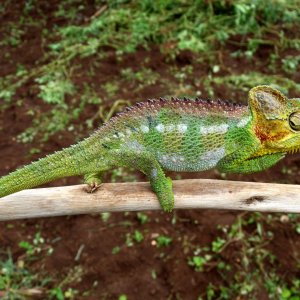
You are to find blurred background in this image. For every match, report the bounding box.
[0,1,300,299]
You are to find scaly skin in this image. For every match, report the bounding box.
[1,85,300,211]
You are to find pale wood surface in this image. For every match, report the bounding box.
[0,179,300,221]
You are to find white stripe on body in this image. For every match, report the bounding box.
[199,124,229,135]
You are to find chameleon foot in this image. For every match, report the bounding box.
[85,182,102,193]
[151,176,174,212]
[84,173,103,193]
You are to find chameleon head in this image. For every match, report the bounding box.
[248,85,300,154]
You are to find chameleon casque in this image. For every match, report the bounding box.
[1,85,300,211]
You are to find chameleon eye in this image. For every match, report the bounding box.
[289,112,300,131]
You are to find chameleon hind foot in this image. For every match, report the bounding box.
[84,173,103,193]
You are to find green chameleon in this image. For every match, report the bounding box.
[1,85,300,211]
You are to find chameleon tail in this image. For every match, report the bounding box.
[0,147,81,198]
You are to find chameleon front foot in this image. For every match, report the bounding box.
[84,173,103,193]
[151,176,174,212]
[112,150,175,212]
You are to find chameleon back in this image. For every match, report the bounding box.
[97,98,251,172]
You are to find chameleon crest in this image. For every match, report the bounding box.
[0,85,299,211]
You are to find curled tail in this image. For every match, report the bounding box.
[0,146,82,198]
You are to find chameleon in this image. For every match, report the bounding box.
[1,85,300,211]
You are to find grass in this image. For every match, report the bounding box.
[0,250,47,299]
[0,230,84,300]
[1,0,300,142]
[2,212,299,299]
[190,213,300,299]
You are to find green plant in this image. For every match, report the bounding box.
[188,255,210,272]
[282,55,300,73]
[50,287,64,300]
[112,246,121,255]
[19,231,53,257]
[36,73,75,106]
[136,212,149,224]
[280,280,300,300]
[133,230,144,243]
[156,235,172,247]
[125,233,134,247]
[101,212,111,223]
[211,237,226,253]
[0,251,50,299]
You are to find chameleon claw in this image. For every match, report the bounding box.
[84,182,103,193]
[83,173,103,193]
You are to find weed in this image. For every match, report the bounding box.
[211,237,226,253]
[101,212,111,223]
[136,212,149,225]
[103,82,119,98]
[125,233,134,247]
[133,230,144,243]
[282,55,300,73]
[205,72,300,96]
[0,250,50,299]
[2,0,300,146]
[112,246,120,255]
[188,255,210,272]
[19,231,53,257]
[50,287,64,300]
[156,235,172,247]
[36,72,75,106]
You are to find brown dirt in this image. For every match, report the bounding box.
[0,2,300,300]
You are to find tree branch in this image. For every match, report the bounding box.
[0,179,299,221]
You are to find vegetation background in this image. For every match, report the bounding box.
[0,0,300,299]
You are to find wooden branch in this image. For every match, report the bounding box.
[0,179,300,221]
